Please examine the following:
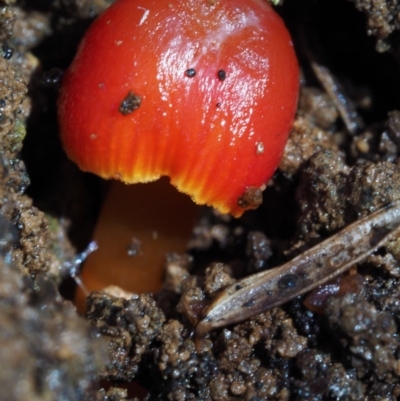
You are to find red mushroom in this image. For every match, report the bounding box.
[58,0,299,299]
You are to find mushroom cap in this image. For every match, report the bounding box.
[58,0,299,216]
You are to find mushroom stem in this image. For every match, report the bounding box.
[75,177,199,309]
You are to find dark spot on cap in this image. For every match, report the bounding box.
[42,68,64,88]
[237,187,263,210]
[216,102,222,108]
[1,44,13,60]
[278,274,299,290]
[217,69,226,81]
[119,91,142,115]
[185,68,196,78]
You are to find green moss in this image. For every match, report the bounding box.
[12,118,26,142]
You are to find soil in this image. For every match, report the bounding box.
[1,0,400,400]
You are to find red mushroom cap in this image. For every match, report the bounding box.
[58,0,299,217]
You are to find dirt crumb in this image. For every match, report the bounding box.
[86,291,166,382]
[294,349,364,400]
[246,231,272,273]
[348,0,400,50]
[0,3,16,41]
[0,256,106,401]
[298,87,339,129]
[176,276,207,325]
[96,387,140,401]
[162,252,192,294]
[280,117,339,177]
[50,0,114,18]
[204,262,234,297]
[346,160,400,215]
[294,150,348,242]
[326,293,400,383]
[0,57,26,154]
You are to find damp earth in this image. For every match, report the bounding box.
[1,0,400,400]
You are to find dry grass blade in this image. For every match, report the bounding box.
[197,201,400,335]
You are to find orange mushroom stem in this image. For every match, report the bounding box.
[75,178,199,308]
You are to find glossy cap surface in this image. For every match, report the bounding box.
[58,0,299,216]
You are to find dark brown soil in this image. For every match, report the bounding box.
[1,0,400,400]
